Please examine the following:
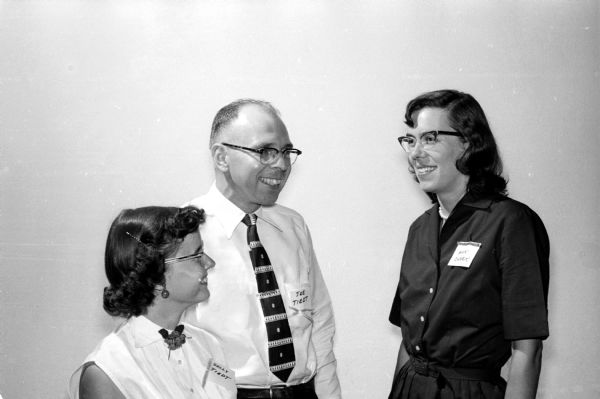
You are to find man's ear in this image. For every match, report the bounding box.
[212,144,229,172]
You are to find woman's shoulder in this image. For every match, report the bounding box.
[79,320,137,370]
[69,330,131,399]
[78,363,126,399]
[409,204,438,226]
[487,196,549,241]
[489,195,543,219]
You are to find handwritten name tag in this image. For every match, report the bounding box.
[448,241,481,268]
[287,285,311,311]
[203,359,234,387]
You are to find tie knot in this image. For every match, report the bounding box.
[242,214,257,227]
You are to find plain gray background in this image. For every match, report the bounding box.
[1,1,599,398]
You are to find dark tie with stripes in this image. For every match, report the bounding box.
[242,213,296,382]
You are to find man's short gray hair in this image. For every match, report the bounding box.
[209,99,281,148]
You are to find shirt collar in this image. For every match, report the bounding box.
[424,192,495,215]
[204,183,246,239]
[205,183,283,238]
[254,207,283,232]
[459,192,495,210]
[130,315,167,348]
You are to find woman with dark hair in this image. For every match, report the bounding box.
[69,206,236,399]
[389,90,550,399]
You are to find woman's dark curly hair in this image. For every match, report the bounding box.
[405,89,508,199]
[103,206,206,318]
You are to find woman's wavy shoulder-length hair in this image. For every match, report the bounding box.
[405,89,507,199]
[103,206,205,318]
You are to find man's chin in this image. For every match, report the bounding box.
[258,194,280,207]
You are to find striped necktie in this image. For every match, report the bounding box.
[242,213,296,382]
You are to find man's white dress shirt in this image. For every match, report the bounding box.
[183,184,341,398]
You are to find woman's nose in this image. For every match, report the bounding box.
[408,141,426,159]
[202,254,216,270]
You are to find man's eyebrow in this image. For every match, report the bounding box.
[258,143,294,149]
[254,141,275,147]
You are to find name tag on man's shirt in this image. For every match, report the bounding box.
[287,284,311,311]
[448,241,481,268]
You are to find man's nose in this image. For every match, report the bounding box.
[271,151,290,170]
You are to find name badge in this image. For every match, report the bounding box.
[287,285,311,311]
[448,241,481,268]
[203,359,234,387]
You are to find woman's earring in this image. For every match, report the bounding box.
[161,289,170,298]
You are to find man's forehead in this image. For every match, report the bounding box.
[225,106,289,142]
[235,103,278,124]
[232,108,252,125]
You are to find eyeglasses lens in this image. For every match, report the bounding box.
[260,149,298,165]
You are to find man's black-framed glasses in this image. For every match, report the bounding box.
[221,143,302,165]
[397,130,463,152]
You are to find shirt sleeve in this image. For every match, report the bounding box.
[389,223,418,328]
[499,204,550,340]
[388,283,403,328]
[303,223,342,399]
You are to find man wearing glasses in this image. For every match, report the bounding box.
[183,99,341,399]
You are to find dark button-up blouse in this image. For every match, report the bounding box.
[389,194,549,370]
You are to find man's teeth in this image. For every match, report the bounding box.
[260,178,282,186]
[199,277,207,284]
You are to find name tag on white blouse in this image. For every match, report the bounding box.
[287,285,312,311]
[448,241,481,268]
[203,359,234,387]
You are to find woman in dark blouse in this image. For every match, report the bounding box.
[389,90,549,399]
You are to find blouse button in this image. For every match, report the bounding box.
[429,288,434,294]
[420,316,425,322]
[415,345,421,351]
